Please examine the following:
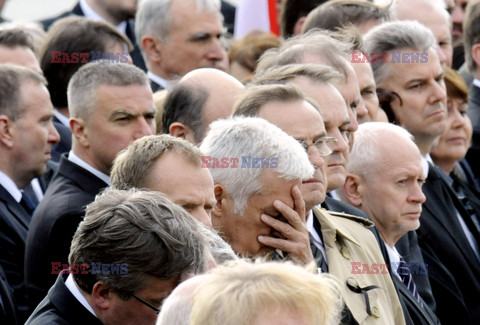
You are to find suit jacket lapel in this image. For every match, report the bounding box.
[0,185,30,229]
[422,166,480,270]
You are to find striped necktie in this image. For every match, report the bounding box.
[397,257,423,307]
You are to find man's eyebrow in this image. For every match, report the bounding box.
[110,109,137,117]
[188,32,215,41]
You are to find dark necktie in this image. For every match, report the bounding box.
[397,257,423,307]
[20,191,36,216]
[310,216,328,272]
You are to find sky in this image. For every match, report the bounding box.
[2,0,78,22]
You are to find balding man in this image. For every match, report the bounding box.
[162,68,244,144]
[393,0,453,66]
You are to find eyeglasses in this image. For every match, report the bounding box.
[131,294,161,315]
[298,137,338,156]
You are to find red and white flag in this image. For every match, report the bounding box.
[234,0,279,39]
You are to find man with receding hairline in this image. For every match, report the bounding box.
[162,68,244,144]
[25,62,157,309]
[0,64,60,322]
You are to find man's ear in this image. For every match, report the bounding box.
[70,117,89,147]
[0,115,14,148]
[141,36,162,63]
[169,122,196,143]
[212,184,227,218]
[294,16,307,35]
[472,43,480,75]
[91,282,113,311]
[343,174,363,208]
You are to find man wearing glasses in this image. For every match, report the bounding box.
[26,189,209,325]
[233,81,405,325]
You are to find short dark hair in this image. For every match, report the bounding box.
[302,0,390,34]
[0,28,36,51]
[0,64,46,120]
[69,188,208,299]
[40,16,133,109]
[162,82,208,142]
[280,0,328,39]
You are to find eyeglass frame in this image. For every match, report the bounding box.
[297,136,338,156]
[131,293,161,315]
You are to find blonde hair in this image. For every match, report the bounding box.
[189,259,343,325]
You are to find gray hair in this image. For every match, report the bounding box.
[256,29,351,78]
[136,0,221,60]
[111,134,203,190]
[464,0,480,73]
[69,188,208,299]
[0,28,36,52]
[232,83,320,117]
[0,64,46,120]
[252,63,344,87]
[348,122,417,177]
[199,226,237,264]
[67,62,149,122]
[363,20,437,85]
[200,117,313,215]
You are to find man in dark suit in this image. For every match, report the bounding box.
[26,189,209,325]
[344,122,440,325]
[365,20,480,323]
[24,62,157,311]
[0,65,60,323]
[40,0,146,71]
[464,0,480,183]
[135,0,227,92]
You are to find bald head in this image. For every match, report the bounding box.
[157,274,210,325]
[163,68,245,144]
[393,0,452,66]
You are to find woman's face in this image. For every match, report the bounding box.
[431,94,472,170]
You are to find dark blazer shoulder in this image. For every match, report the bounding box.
[26,273,102,325]
[40,2,84,31]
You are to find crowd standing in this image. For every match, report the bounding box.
[0,0,479,324]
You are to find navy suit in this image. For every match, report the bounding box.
[417,164,480,324]
[0,184,31,322]
[0,264,18,325]
[51,118,72,163]
[40,2,146,72]
[150,79,164,93]
[24,155,107,311]
[26,273,102,325]
[466,84,480,181]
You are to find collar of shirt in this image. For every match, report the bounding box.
[65,274,98,317]
[420,155,431,177]
[0,171,22,202]
[473,78,480,89]
[147,71,170,90]
[68,150,111,186]
[79,0,127,34]
[385,243,401,279]
[53,109,70,128]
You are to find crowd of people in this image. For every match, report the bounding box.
[0,0,479,324]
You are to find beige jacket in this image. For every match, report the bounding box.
[313,206,406,325]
